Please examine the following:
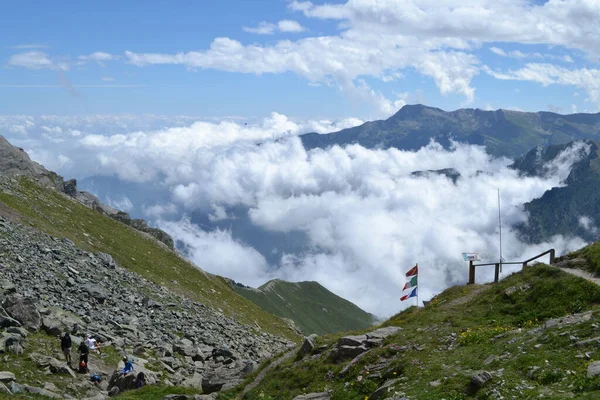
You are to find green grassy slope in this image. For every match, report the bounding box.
[228,263,600,400]
[0,177,300,342]
[233,279,375,335]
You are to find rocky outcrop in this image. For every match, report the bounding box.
[0,215,293,397]
[0,135,175,250]
[331,327,402,362]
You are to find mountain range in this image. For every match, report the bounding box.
[302,104,600,157]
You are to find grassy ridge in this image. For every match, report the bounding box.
[234,279,375,335]
[232,264,600,399]
[0,178,299,341]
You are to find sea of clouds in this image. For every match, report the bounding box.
[0,114,589,317]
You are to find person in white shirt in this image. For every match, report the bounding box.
[85,335,102,355]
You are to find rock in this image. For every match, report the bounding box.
[82,284,109,303]
[0,280,16,295]
[0,332,22,353]
[108,386,120,397]
[22,384,62,398]
[202,368,243,394]
[369,379,400,400]
[9,381,22,394]
[471,371,493,389]
[175,339,197,357]
[0,371,16,382]
[299,334,318,357]
[181,372,204,389]
[2,294,41,330]
[292,393,331,400]
[108,362,157,392]
[504,284,531,298]
[29,353,76,377]
[96,252,116,269]
[338,335,368,347]
[6,326,28,337]
[333,345,368,361]
[587,361,600,377]
[0,313,21,328]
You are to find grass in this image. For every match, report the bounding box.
[230,264,600,400]
[234,280,375,335]
[0,178,299,342]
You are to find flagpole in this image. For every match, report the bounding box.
[498,189,503,274]
[416,263,419,307]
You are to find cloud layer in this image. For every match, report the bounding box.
[0,115,589,317]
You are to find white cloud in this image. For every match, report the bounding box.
[243,22,276,35]
[277,20,306,33]
[489,46,574,63]
[7,51,66,70]
[485,63,600,107]
[11,44,49,49]
[101,76,116,82]
[78,52,117,67]
[158,219,271,287]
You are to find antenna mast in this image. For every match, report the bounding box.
[498,189,503,273]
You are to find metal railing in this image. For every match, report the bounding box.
[467,249,555,284]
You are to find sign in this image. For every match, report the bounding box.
[462,253,480,261]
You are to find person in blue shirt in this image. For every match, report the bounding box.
[121,357,134,375]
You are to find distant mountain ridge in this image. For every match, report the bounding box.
[231,278,376,335]
[302,104,600,157]
[511,140,600,243]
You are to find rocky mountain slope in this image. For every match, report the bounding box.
[0,135,307,398]
[0,135,174,250]
[301,105,600,157]
[226,255,600,400]
[0,216,292,398]
[510,140,600,243]
[231,280,376,336]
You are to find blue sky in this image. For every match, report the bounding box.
[1,0,599,120]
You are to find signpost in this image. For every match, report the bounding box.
[462,253,480,262]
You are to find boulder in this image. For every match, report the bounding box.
[292,393,331,400]
[588,361,600,378]
[0,332,22,353]
[333,345,368,361]
[175,339,197,357]
[471,371,493,389]
[369,378,400,400]
[0,371,15,382]
[29,353,76,377]
[82,284,109,304]
[2,295,41,330]
[108,362,157,392]
[96,252,116,269]
[0,314,21,329]
[202,368,243,394]
[181,372,203,389]
[21,384,62,399]
[338,335,367,347]
[299,334,317,357]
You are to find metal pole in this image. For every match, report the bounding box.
[416,263,419,307]
[498,189,503,274]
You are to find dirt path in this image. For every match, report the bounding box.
[241,347,298,398]
[558,266,600,285]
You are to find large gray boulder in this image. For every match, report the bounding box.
[108,361,157,392]
[2,295,41,331]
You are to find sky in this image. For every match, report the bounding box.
[2,0,600,317]
[2,0,600,119]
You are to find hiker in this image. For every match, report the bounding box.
[135,372,145,389]
[78,340,89,367]
[121,357,134,375]
[85,334,102,355]
[60,332,72,365]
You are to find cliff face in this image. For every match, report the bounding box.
[0,135,175,250]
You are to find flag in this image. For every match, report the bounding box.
[406,265,418,277]
[402,276,417,291]
[400,287,417,301]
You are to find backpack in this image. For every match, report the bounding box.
[78,361,88,373]
[90,373,102,383]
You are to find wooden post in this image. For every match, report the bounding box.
[522,261,527,271]
[549,249,555,265]
[494,263,500,283]
[468,260,475,284]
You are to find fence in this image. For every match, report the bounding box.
[467,249,555,285]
